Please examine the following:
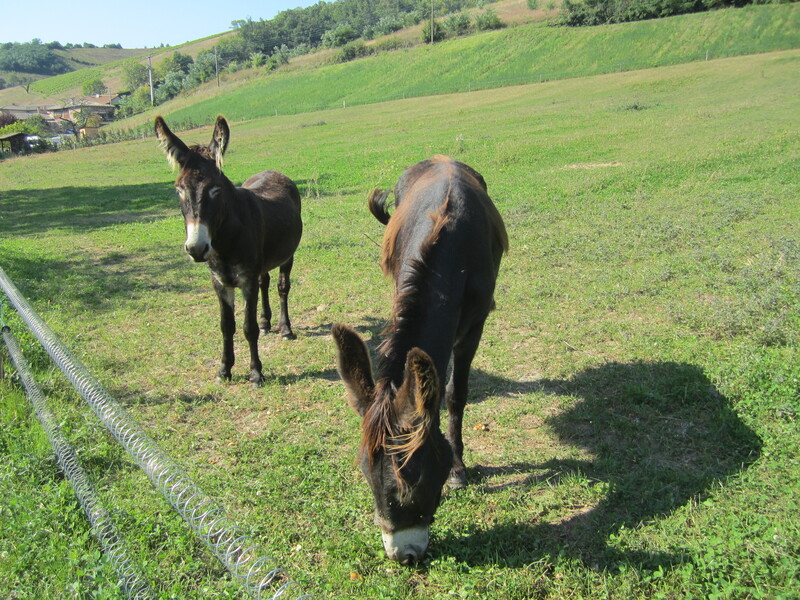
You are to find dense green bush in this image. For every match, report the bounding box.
[322,23,360,48]
[335,40,371,62]
[372,37,410,52]
[422,18,446,43]
[444,11,472,35]
[474,7,505,29]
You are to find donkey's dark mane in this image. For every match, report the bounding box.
[375,256,434,384]
[376,197,448,386]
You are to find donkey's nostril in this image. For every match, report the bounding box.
[186,243,210,262]
[400,552,419,566]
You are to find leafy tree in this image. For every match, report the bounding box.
[215,36,250,66]
[116,87,151,118]
[0,111,18,128]
[82,77,107,96]
[154,71,185,103]
[372,14,406,37]
[156,51,193,80]
[121,59,149,91]
[0,114,51,136]
[183,52,217,89]
[322,23,359,48]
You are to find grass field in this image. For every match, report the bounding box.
[115,3,800,130]
[0,45,798,599]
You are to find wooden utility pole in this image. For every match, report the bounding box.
[147,56,154,105]
[215,47,220,87]
[431,0,434,44]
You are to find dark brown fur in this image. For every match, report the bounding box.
[333,155,508,563]
[155,115,302,385]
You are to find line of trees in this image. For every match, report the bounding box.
[232,0,496,55]
[560,0,794,26]
[0,39,126,90]
[0,40,69,76]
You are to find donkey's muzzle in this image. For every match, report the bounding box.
[382,526,429,565]
[184,221,211,262]
[185,243,210,262]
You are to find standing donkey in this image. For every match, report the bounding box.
[155,115,302,385]
[333,155,508,563]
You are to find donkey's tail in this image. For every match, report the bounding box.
[368,188,392,225]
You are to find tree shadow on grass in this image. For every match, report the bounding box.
[0,183,202,311]
[0,183,176,237]
[434,361,762,571]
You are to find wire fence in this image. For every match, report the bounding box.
[0,265,312,600]
[2,324,157,599]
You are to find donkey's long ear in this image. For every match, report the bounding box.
[332,324,375,417]
[154,116,189,170]
[209,115,230,170]
[397,348,441,428]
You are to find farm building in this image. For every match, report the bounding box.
[1,95,119,125]
[0,131,28,154]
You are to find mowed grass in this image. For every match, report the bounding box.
[0,48,799,599]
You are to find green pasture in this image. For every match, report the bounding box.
[1,48,798,599]
[126,3,800,128]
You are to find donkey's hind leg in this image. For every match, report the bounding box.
[259,272,272,334]
[277,257,296,340]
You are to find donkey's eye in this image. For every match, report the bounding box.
[209,186,221,199]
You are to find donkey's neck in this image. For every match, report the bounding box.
[378,270,462,389]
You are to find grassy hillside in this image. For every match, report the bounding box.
[53,46,150,67]
[122,3,800,128]
[0,47,798,598]
[0,34,229,105]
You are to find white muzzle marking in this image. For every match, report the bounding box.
[381,526,429,564]
[185,221,211,261]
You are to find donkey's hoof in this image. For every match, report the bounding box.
[216,372,232,383]
[282,332,297,341]
[250,372,266,387]
[447,472,467,490]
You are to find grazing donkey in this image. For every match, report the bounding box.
[333,155,508,563]
[155,115,302,385]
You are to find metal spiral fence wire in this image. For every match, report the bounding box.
[2,325,156,600]
[0,266,312,600]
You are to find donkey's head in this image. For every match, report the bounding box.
[332,324,452,565]
[155,115,231,262]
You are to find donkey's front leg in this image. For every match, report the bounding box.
[214,282,236,382]
[445,323,485,489]
[242,281,265,385]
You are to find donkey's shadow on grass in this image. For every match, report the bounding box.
[436,361,762,571]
